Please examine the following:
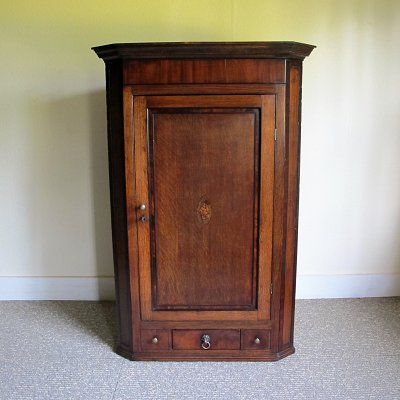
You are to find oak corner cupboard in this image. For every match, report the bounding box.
[92,41,315,361]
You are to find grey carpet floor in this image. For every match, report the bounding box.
[0,298,399,400]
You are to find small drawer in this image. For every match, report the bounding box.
[241,329,271,350]
[173,329,240,350]
[141,329,170,351]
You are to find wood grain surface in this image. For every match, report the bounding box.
[94,42,315,361]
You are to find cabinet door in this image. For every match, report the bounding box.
[132,95,275,322]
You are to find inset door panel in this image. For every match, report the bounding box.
[150,109,259,310]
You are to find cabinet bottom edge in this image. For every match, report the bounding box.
[116,346,295,361]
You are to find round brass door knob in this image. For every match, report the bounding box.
[254,337,261,344]
[152,337,158,344]
[139,204,146,211]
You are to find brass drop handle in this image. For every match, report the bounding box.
[201,334,211,350]
[139,215,148,223]
[152,337,158,344]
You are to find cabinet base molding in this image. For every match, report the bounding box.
[116,346,295,362]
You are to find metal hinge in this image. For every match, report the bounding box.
[274,128,277,141]
[270,283,273,295]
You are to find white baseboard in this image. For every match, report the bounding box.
[296,274,400,299]
[0,277,115,300]
[0,274,399,301]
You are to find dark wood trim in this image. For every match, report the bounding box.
[117,346,295,361]
[92,41,315,61]
[123,59,286,84]
[277,61,303,351]
[123,87,141,352]
[139,320,273,329]
[105,61,133,353]
[286,62,303,347]
[129,84,285,95]
[269,85,287,354]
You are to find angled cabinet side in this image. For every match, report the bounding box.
[93,42,314,361]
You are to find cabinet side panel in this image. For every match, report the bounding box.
[280,63,302,349]
[105,61,133,353]
[269,86,286,354]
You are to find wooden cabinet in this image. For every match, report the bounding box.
[93,42,315,361]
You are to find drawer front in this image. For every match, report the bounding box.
[173,329,240,350]
[241,329,271,350]
[141,329,170,351]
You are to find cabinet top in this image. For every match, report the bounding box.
[92,42,315,61]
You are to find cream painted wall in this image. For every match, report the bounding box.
[1,0,399,280]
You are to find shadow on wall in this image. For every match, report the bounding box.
[88,90,114,282]
[26,90,113,282]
